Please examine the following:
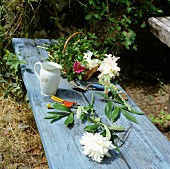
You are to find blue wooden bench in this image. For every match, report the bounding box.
[12,38,170,169]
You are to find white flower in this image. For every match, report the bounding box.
[87,59,99,70]
[80,132,116,163]
[98,54,120,79]
[83,51,99,70]
[84,51,93,61]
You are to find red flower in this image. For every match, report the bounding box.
[73,62,85,74]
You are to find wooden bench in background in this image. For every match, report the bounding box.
[148,17,170,48]
[148,17,170,114]
[12,38,170,169]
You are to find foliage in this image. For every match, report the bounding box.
[1,0,41,45]
[45,90,143,145]
[149,110,170,130]
[45,102,74,124]
[96,92,143,124]
[45,32,108,81]
[82,0,163,53]
[0,50,26,100]
[0,1,36,100]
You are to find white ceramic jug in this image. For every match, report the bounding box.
[34,61,62,96]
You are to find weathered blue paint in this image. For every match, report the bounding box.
[12,38,170,169]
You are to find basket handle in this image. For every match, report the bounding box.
[62,32,82,55]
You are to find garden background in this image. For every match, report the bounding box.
[0,0,170,168]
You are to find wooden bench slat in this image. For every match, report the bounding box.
[157,17,170,27]
[148,17,170,48]
[12,38,170,169]
[165,16,170,21]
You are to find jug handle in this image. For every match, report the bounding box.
[34,62,42,80]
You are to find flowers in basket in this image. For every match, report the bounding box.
[46,32,120,81]
[73,50,120,81]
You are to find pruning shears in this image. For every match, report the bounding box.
[51,95,79,108]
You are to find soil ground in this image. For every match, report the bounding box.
[0,78,170,168]
[0,96,48,168]
[119,80,170,140]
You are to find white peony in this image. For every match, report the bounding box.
[80,132,116,163]
[98,54,120,79]
[83,51,99,70]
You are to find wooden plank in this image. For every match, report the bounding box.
[12,38,129,169]
[12,38,170,169]
[165,16,170,21]
[84,85,170,169]
[148,17,170,48]
[157,17,170,27]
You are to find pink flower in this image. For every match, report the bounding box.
[73,62,85,74]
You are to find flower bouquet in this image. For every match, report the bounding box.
[46,32,120,82]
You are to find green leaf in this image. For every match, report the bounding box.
[44,115,59,119]
[91,92,95,106]
[122,109,138,124]
[47,112,69,115]
[85,14,92,20]
[89,0,93,5]
[120,105,127,109]
[51,103,72,112]
[114,96,124,104]
[105,101,113,119]
[44,112,69,123]
[96,92,109,99]
[64,113,74,126]
[151,118,163,124]
[84,124,99,133]
[104,124,111,140]
[111,107,120,122]
[141,22,146,28]
[50,116,65,123]
[117,26,121,31]
[130,108,144,115]
[109,126,126,131]
[83,105,93,113]
[94,117,101,123]
[122,31,127,36]
[100,130,106,137]
[127,7,132,13]
[94,14,102,20]
[167,114,170,120]
[157,10,163,13]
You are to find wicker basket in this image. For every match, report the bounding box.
[62,32,99,80]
